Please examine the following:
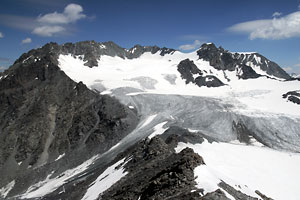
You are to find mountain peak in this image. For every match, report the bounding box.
[200,42,218,50]
[197,43,291,80]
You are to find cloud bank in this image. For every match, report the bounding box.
[0,32,3,38]
[228,11,300,40]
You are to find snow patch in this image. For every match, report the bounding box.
[99,44,106,49]
[140,114,157,129]
[20,155,99,199]
[55,153,65,161]
[81,158,128,200]
[148,121,168,139]
[0,180,15,198]
[22,55,33,63]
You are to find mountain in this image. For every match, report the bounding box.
[0,41,300,200]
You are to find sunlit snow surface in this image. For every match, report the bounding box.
[175,140,300,200]
[20,155,99,199]
[81,158,128,200]
[0,180,15,198]
[58,51,300,117]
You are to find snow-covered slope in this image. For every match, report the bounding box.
[58,43,300,151]
[176,140,300,200]
[58,51,300,117]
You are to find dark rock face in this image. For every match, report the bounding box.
[160,126,216,149]
[201,189,231,200]
[197,43,290,80]
[195,75,224,88]
[218,181,259,200]
[128,44,176,58]
[255,190,274,200]
[282,91,300,105]
[0,46,139,194]
[177,59,202,84]
[100,136,205,200]
[232,121,252,144]
[177,59,224,87]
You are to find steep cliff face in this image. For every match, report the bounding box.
[0,44,138,193]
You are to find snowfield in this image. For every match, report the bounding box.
[58,51,300,117]
[176,140,300,200]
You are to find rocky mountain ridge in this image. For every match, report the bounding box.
[0,40,299,200]
[197,43,290,80]
[0,44,138,197]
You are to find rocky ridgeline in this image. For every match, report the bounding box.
[197,43,290,80]
[13,41,176,68]
[0,43,139,195]
[283,91,300,105]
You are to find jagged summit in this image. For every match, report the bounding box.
[12,41,176,69]
[197,42,291,80]
[10,40,291,81]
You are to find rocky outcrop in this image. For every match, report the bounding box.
[197,43,290,80]
[0,45,139,195]
[128,44,176,58]
[282,91,300,105]
[177,59,224,87]
[218,181,259,200]
[100,136,204,200]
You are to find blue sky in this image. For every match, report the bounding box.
[0,0,300,73]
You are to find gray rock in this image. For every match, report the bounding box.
[0,46,139,196]
[218,181,259,200]
[177,59,224,87]
[100,136,204,200]
[197,43,290,80]
[282,91,300,105]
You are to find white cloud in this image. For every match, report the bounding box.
[21,37,32,44]
[228,11,300,40]
[179,40,202,51]
[33,3,85,37]
[37,4,86,24]
[0,32,3,38]
[33,25,65,37]
[272,12,282,17]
